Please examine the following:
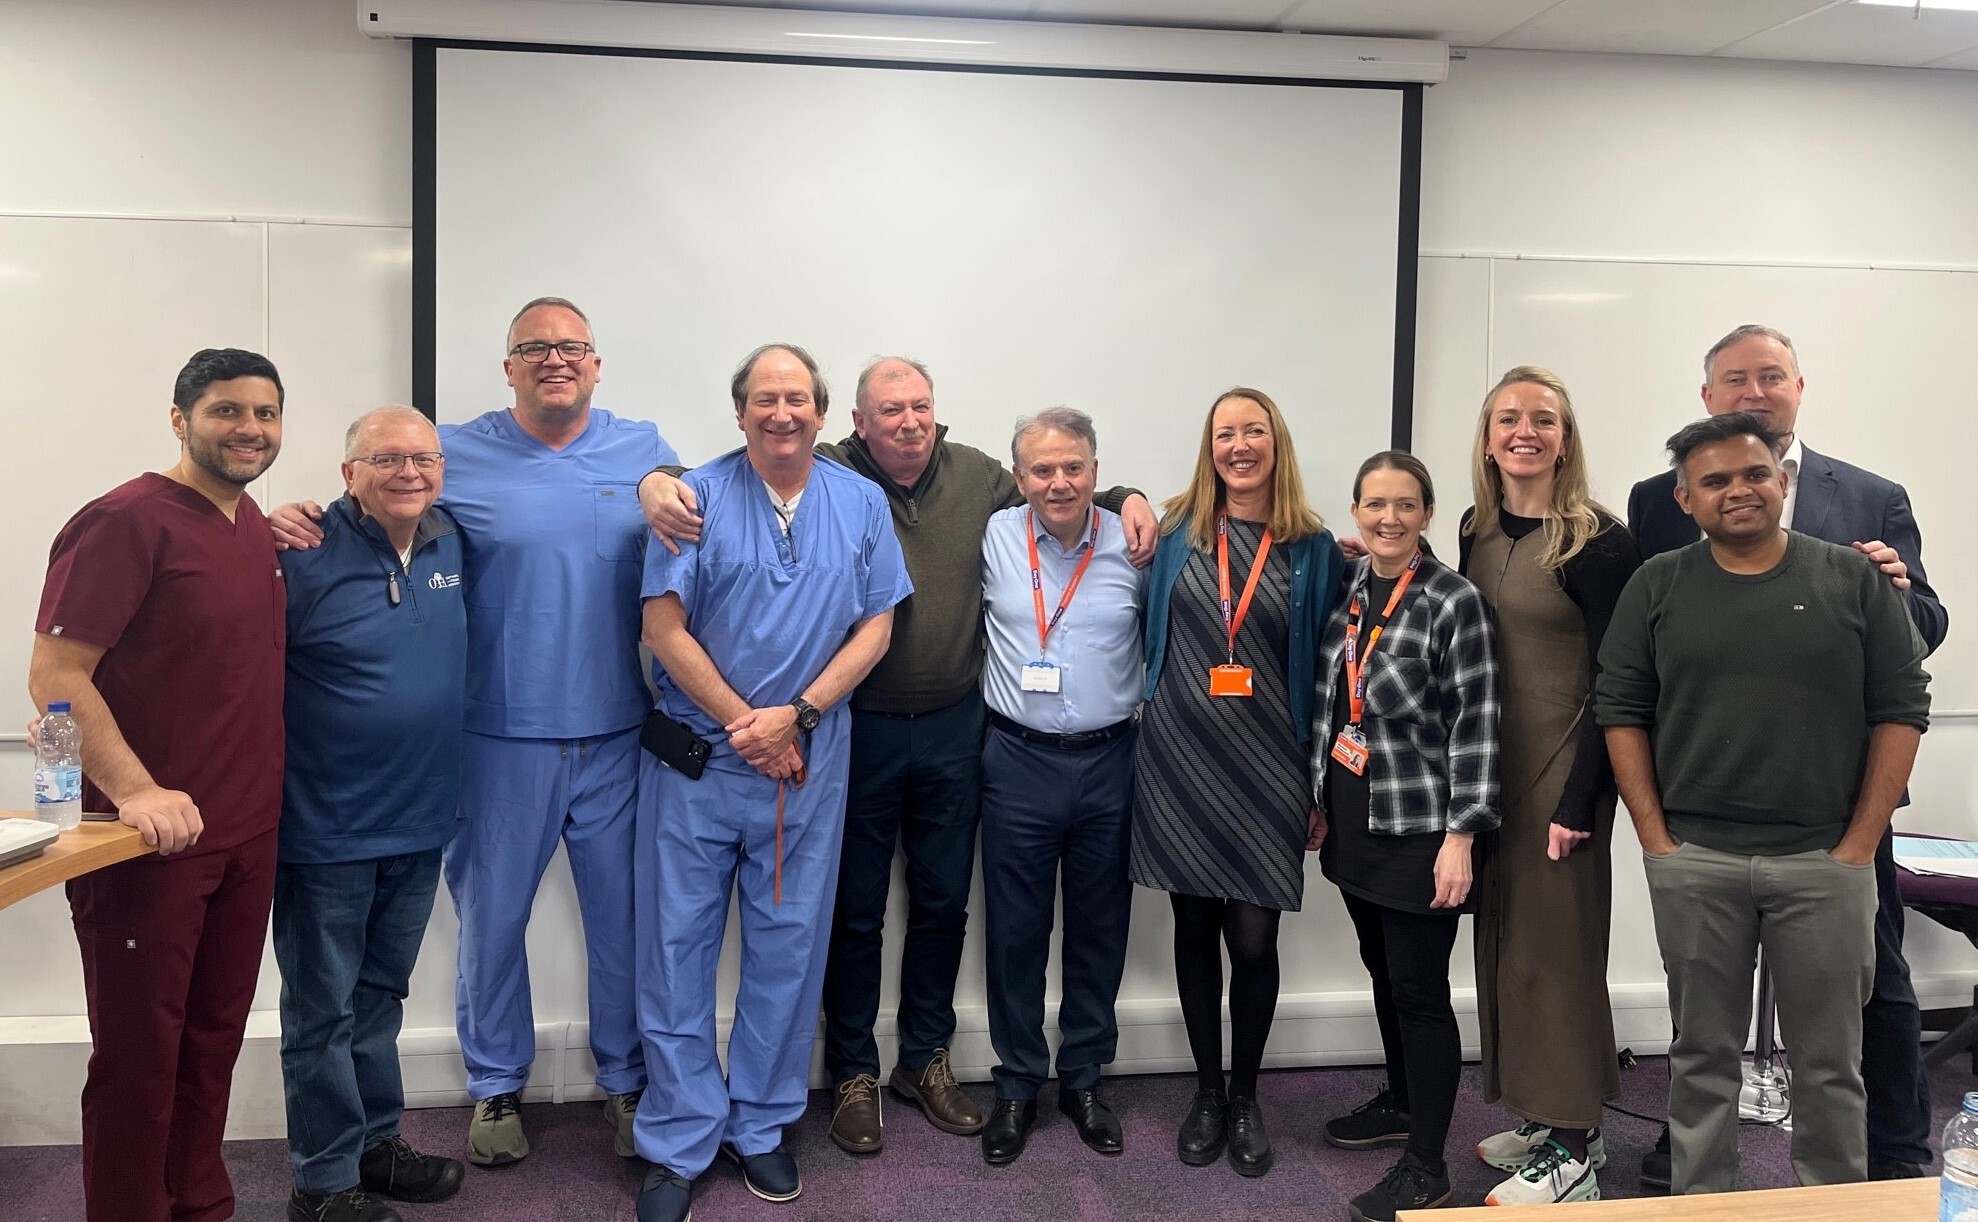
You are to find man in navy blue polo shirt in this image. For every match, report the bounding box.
[275,406,468,1222]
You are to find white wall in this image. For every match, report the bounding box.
[3,3,1975,1145]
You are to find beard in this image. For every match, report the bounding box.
[186,432,277,486]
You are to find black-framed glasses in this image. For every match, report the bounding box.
[353,452,445,472]
[509,341,594,364]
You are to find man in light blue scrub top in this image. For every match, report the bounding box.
[632,344,911,1222]
[441,298,679,1166]
[270,297,679,1170]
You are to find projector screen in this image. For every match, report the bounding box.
[427,43,1418,525]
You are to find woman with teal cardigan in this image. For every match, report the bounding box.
[1130,387,1345,1178]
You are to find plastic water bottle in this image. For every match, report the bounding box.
[1943,1091,1978,1221]
[33,701,82,831]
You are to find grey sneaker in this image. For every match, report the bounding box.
[467,1091,529,1166]
[607,1089,643,1158]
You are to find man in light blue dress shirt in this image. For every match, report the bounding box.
[976,407,1146,1168]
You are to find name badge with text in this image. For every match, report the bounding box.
[1330,725,1370,776]
[1020,661,1063,694]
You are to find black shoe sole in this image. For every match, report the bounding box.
[982,1143,1026,1167]
[1178,1139,1226,1167]
[1230,1147,1275,1178]
[1640,1169,1672,1192]
[1325,1131,1410,1151]
[1348,1187,1448,1222]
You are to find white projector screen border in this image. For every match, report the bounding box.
[413,39,1424,474]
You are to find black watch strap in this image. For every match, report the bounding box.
[791,697,821,732]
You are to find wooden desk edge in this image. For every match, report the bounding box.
[1404,1177,1935,1219]
[0,813,153,911]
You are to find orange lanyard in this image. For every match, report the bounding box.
[1026,508,1101,656]
[1343,552,1422,726]
[1217,514,1274,666]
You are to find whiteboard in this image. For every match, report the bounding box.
[432,46,1410,532]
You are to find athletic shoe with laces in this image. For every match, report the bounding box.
[467,1090,529,1166]
[1348,1150,1451,1222]
[607,1088,643,1158]
[1484,1138,1601,1205]
[1476,1121,1607,1172]
[286,1187,402,1222]
[1325,1087,1412,1150]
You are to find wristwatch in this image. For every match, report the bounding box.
[790,697,822,733]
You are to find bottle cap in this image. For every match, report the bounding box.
[1964,1091,1978,1115]
[46,701,71,715]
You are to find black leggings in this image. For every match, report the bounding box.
[1171,892,1283,1099]
[1341,890,1462,1170]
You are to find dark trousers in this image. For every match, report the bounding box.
[273,848,446,1193]
[1865,827,1932,1166]
[980,722,1135,1101]
[821,693,984,1081]
[1342,890,1463,1168]
[67,830,278,1222]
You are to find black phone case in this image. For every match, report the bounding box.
[639,709,711,780]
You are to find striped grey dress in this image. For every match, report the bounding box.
[1129,518,1310,911]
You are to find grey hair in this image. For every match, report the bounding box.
[1703,324,1799,381]
[507,296,594,348]
[855,355,935,410]
[1011,406,1097,464]
[1666,410,1785,491]
[344,405,438,460]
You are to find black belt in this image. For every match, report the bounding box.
[988,710,1134,752]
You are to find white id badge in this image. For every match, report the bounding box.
[1020,661,1062,693]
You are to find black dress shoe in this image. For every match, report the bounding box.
[1177,1088,1227,1165]
[1225,1096,1274,1177]
[982,1099,1037,1165]
[359,1136,465,1204]
[1058,1086,1123,1155]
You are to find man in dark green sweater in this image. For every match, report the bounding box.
[637,357,1155,1156]
[1595,410,1930,1197]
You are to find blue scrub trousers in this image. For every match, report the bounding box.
[274,849,444,1194]
[446,728,645,1100]
[979,721,1135,1101]
[632,726,849,1177]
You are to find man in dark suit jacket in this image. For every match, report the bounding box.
[1627,324,1949,1188]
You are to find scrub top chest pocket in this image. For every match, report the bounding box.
[594,484,646,562]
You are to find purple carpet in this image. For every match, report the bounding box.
[8,1056,1973,1220]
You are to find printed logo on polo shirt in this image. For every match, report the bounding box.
[429,571,462,590]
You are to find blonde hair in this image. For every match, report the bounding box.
[1160,387,1323,552]
[1464,366,1609,571]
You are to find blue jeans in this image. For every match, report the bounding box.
[274,849,444,1194]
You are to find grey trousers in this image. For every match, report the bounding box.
[1643,839,1877,1195]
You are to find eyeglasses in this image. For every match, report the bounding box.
[508,341,595,364]
[352,452,445,472]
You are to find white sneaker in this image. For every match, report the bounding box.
[1476,1122,1606,1172]
[1485,1139,1600,1206]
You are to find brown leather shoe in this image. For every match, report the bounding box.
[890,1049,985,1135]
[830,1074,883,1155]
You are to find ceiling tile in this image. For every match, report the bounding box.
[1277,0,1562,45]
[1030,0,1290,28]
[1714,2,1978,66]
[1491,0,1832,55]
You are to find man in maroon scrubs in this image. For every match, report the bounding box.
[29,348,289,1222]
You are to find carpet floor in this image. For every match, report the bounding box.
[6,1055,1972,1220]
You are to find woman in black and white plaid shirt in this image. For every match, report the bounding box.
[1310,449,1501,1222]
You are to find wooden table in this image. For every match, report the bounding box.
[0,812,151,911]
[1405,1177,1935,1220]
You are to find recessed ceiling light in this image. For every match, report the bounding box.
[1857,0,1978,13]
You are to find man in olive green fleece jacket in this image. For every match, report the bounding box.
[638,357,1154,1156]
[1595,412,1930,1199]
